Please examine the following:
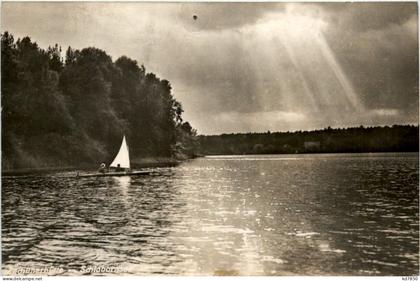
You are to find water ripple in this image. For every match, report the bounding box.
[2,153,419,275]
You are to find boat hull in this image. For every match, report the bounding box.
[77,170,150,178]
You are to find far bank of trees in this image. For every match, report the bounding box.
[198,125,419,155]
[1,32,197,169]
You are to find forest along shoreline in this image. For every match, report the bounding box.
[1,32,199,172]
[198,125,419,155]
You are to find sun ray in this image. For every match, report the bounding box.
[316,32,366,112]
[241,11,369,129]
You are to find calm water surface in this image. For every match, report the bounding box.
[2,153,419,275]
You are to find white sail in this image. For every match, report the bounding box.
[110,135,130,169]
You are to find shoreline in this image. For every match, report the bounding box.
[2,157,183,176]
[2,151,417,176]
[202,151,419,156]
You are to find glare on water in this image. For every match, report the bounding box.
[2,153,419,276]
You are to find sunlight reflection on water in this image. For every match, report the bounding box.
[2,153,419,276]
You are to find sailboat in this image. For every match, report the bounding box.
[77,135,150,178]
[110,135,130,170]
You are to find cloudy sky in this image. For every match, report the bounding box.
[2,2,418,134]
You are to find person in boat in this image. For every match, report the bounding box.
[98,163,107,173]
[115,164,124,172]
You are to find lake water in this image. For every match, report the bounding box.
[2,153,419,276]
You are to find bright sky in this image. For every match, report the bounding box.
[2,2,418,134]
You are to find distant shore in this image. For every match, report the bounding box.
[198,125,419,156]
[202,151,419,156]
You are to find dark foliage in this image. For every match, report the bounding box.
[198,125,419,155]
[1,32,197,169]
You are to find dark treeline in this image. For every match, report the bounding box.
[198,125,419,155]
[1,32,198,169]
